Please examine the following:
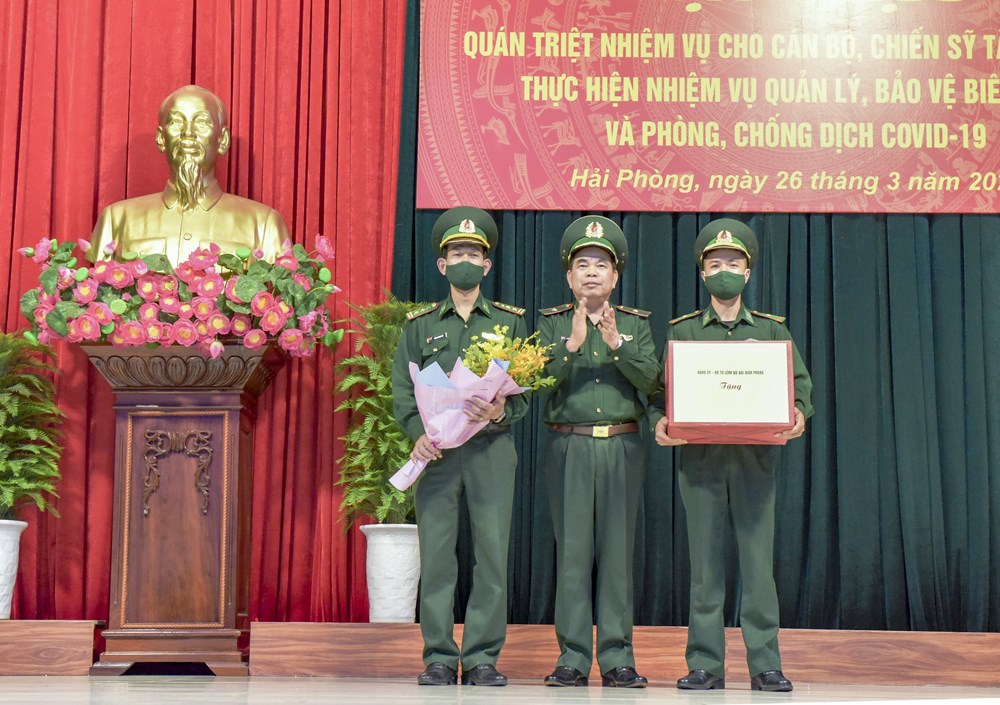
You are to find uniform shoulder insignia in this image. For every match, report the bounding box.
[492,301,526,317]
[614,304,651,318]
[540,303,574,316]
[670,310,702,325]
[406,302,441,321]
[752,310,786,324]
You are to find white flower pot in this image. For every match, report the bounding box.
[360,523,420,623]
[0,520,28,619]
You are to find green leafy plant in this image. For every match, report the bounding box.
[0,332,64,521]
[335,294,425,525]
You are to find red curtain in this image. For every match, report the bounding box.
[0,0,406,622]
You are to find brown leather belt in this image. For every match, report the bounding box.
[548,422,639,439]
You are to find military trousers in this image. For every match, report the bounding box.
[544,430,644,674]
[677,444,782,677]
[414,431,516,670]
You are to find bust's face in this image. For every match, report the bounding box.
[157,92,227,173]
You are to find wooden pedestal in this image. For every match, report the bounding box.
[83,344,284,676]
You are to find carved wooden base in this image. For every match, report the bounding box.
[91,628,247,676]
[83,344,284,678]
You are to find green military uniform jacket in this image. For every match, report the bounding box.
[392,294,529,441]
[538,303,660,422]
[650,304,814,425]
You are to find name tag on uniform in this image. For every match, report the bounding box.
[426,333,447,344]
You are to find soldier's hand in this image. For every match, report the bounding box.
[598,302,621,349]
[464,394,506,423]
[411,434,442,463]
[777,407,806,440]
[565,299,589,352]
[654,416,688,446]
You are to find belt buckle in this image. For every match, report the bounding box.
[592,425,610,439]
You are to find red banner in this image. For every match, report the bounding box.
[417,0,1000,213]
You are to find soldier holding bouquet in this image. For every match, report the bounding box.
[391,207,527,687]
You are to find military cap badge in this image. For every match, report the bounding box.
[559,215,628,272]
[432,206,498,251]
[694,218,759,266]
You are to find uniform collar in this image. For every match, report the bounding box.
[161,178,225,211]
[701,303,756,327]
[439,293,492,318]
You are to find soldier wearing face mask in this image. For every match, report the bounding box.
[651,218,813,694]
[391,206,528,688]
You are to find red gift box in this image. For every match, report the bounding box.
[666,340,794,445]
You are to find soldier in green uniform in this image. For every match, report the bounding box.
[391,206,529,687]
[537,216,660,689]
[650,218,813,693]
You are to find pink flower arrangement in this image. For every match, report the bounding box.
[19,235,343,359]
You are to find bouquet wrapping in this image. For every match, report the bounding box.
[389,358,522,490]
[389,324,555,491]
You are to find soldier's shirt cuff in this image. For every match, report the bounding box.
[610,336,637,362]
[556,338,582,361]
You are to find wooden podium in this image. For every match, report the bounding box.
[83,344,285,676]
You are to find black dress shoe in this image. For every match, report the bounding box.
[417,662,457,686]
[543,665,588,687]
[601,666,648,688]
[676,668,725,690]
[461,663,507,686]
[752,669,793,692]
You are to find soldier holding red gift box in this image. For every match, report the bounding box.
[650,218,813,693]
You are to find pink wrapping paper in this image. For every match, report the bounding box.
[389,358,523,491]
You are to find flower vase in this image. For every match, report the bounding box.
[0,520,28,619]
[359,524,420,623]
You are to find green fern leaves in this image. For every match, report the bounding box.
[0,333,64,520]
[334,294,424,525]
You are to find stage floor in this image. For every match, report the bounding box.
[2,677,1000,705]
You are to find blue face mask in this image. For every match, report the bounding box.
[703,270,747,300]
[445,261,485,291]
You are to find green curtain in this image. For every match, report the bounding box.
[394,8,1000,632]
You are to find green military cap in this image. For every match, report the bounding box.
[694,218,758,266]
[431,206,498,251]
[560,215,628,271]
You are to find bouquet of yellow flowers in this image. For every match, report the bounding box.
[461,325,556,391]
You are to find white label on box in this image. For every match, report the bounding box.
[671,340,791,424]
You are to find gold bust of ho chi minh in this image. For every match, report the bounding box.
[89,85,288,266]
